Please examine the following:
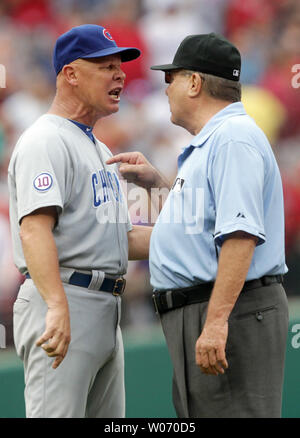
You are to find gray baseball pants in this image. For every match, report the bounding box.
[160,283,289,418]
[13,277,124,418]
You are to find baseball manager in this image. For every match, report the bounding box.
[8,24,151,418]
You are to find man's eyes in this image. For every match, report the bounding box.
[165,72,173,84]
[100,64,118,71]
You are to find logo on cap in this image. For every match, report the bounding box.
[233,69,240,77]
[103,29,114,41]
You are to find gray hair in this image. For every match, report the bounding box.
[184,70,241,103]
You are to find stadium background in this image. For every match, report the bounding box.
[0,0,299,418]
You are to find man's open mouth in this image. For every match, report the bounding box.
[108,87,122,100]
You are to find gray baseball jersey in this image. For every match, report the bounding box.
[8,114,131,275]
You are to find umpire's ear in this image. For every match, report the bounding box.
[188,72,203,98]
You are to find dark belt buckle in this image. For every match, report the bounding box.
[113,278,126,296]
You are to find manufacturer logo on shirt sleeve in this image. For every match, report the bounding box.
[172,178,185,193]
[33,172,53,192]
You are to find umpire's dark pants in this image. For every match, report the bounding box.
[160,283,289,418]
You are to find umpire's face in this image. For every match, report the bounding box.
[65,54,126,118]
[164,70,193,128]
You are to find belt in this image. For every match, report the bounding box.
[152,275,284,315]
[25,272,126,296]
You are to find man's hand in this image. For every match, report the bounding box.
[106,151,170,190]
[195,321,229,375]
[36,300,71,369]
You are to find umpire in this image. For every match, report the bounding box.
[108,33,289,418]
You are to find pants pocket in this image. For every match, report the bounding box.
[233,305,277,322]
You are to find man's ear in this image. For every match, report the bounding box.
[188,73,202,97]
[62,64,78,86]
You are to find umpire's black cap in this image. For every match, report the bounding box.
[150,33,241,82]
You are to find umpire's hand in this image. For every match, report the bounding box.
[195,321,229,375]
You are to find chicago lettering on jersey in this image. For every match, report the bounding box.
[91,169,123,207]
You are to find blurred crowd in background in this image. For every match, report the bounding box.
[0,0,300,345]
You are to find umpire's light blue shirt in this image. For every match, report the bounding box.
[149,102,288,290]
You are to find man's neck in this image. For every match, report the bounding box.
[48,95,100,127]
[189,99,233,136]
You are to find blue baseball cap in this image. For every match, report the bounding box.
[53,24,141,75]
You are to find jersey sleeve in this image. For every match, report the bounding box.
[13,131,72,224]
[209,141,266,246]
[126,210,133,232]
[119,177,132,232]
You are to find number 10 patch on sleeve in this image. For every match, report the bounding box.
[33,172,53,192]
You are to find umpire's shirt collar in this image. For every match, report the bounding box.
[178,102,247,168]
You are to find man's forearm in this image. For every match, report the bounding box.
[20,214,67,307]
[20,210,71,369]
[195,231,258,374]
[146,173,171,219]
[128,225,153,260]
[205,232,258,325]
[146,170,171,194]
